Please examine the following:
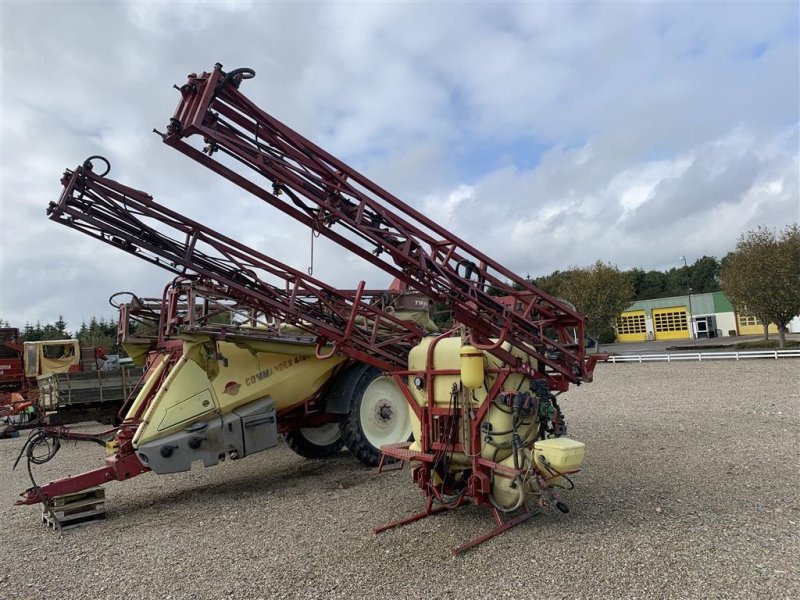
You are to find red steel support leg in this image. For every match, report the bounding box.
[372,495,449,534]
[376,453,406,475]
[450,506,537,556]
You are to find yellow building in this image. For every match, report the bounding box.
[614,291,796,342]
[615,292,738,342]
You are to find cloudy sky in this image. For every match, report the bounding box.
[1,1,798,331]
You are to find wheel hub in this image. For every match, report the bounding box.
[377,401,393,421]
[359,376,412,449]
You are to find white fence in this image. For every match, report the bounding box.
[607,349,800,363]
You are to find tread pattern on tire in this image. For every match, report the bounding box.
[338,366,398,467]
[284,428,344,459]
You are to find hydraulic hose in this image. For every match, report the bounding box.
[12,430,63,500]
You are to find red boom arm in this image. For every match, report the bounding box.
[48,165,424,372]
[158,64,589,384]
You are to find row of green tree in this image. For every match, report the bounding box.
[0,316,120,353]
[535,254,723,303]
[2,224,798,350]
[527,224,799,348]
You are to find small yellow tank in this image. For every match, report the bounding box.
[459,345,484,389]
[533,437,586,485]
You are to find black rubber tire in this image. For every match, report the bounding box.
[338,367,410,467]
[284,426,345,459]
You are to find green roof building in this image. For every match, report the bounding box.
[614,291,782,342]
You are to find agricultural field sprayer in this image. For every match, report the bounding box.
[17,64,603,554]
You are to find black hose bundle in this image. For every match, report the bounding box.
[12,429,64,500]
[430,387,467,507]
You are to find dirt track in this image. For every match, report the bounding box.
[1,360,798,599]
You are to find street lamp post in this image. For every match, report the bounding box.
[680,256,695,341]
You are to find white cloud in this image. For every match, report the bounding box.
[421,185,475,227]
[0,1,797,329]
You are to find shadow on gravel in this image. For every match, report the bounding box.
[113,452,377,514]
[324,470,376,491]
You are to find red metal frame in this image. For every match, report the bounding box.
[159,64,589,386]
[49,167,423,373]
[372,494,537,556]
[375,356,536,553]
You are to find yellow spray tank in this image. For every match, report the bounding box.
[130,335,346,473]
[406,336,585,510]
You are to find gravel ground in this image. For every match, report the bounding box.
[1,360,798,600]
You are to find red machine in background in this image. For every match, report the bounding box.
[0,328,30,427]
[21,64,603,554]
[0,330,80,423]
[1,328,27,395]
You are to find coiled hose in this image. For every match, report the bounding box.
[12,429,63,500]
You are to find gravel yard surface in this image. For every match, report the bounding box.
[1,360,797,600]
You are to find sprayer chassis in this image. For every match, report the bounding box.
[19,63,606,555]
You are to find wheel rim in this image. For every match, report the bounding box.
[359,376,412,449]
[299,422,342,446]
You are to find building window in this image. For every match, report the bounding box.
[738,315,762,327]
[617,313,646,335]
